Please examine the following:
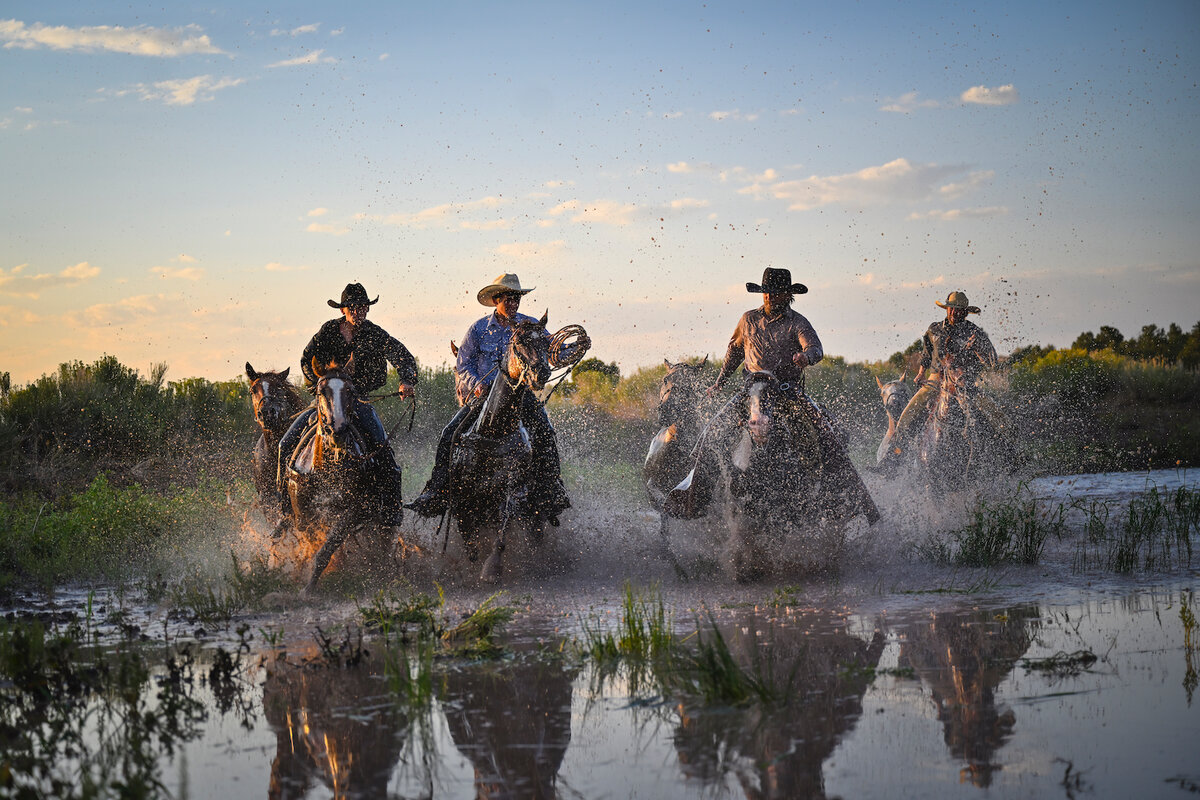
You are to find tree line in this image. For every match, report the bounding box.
[1009,321,1200,368]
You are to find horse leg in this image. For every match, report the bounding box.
[658,513,690,581]
[303,520,350,595]
[480,519,508,584]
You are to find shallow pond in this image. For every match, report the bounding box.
[3,468,1198,799]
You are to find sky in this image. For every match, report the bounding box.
[2,1,1198,385]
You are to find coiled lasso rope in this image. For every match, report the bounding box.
[542,324,591,402]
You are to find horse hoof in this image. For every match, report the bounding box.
[480,555,502,584]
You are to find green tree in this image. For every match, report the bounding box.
[572,357,620,385]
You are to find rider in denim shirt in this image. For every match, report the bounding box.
[408,273,572,524]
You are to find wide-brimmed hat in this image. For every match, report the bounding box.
[935,290,981,314]
[328,283,379,309]
[746,268,808,295]
[477,273,534,307]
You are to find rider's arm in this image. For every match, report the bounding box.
[714,318,747,388]
[382,331,419,388]
[973,328,999,369]
[794,316,823,366]
[300,324,333,394]
[454,318,489,400]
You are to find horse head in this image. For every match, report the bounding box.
[659,356,708,427]
[745,371,787,447]
[246,362,296,434]
[311,355,360,452]
[875,371,911,426]
[506,311,552,392]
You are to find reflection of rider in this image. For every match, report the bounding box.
[408,273,571,524]
[275,283,417,531]
[707,268,879,524]
[887,291,1003,462]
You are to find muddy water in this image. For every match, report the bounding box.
[6,469,1200,799]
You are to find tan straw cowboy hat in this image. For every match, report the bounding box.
[935,290,981,314]
[477,273,535,306]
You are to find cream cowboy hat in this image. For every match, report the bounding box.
[935,290,981,314]
[477,273,535,307]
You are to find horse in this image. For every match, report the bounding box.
[874,370,911,465]
[877,362,1015,494]
[245,363,304,519]
[284,356,390,594]
[667,371,877,581]
[447,311,553,584]
[644,357,709,512]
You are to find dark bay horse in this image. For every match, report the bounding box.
[667,371,877,581]
[448,312,553,584]
[644,357,709,512]
[284,356,388,593]
[246,363,303,518]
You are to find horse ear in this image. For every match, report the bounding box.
[279,367,290,381]
[312,357,326,379]
[900,370,907,383]
[246,362,258,381]
[663,359,672,369]
[538,310,549,328]
[875,375,884,389]
[700,354,709,368]
[450,340,459,357]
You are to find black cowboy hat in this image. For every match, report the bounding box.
[746,267,808,295]
[328,282,380,309]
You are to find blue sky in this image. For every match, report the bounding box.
[2,1,1198,384]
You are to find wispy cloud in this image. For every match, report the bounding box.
[151,266,204,280]
[268,49,336,68]
[667,162,693,174]
[0,261,100,299]
[547,199,637,226]
[270,23,320,37]
[107,74,245,106]
[937,170,995,199]
[494,240,567,260]
[65,294,164,328]
[961,84,1019,106]
[375,197,504,229]
[174,253,197,263]
[306,221,350,236]
[307,207,329,217]
[737,158,969,211]
[668,197,710,210]
[264,262,310,272]
[709,109,759,122]
[0,19,223,56]
[907,206,1009,221]
[881,91,940,113]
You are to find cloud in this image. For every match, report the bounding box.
[268,49,336,68]
[667,162,693,174]
[494,240,567,260]
[737,158,969,211]
[376,196,504,229]
[547,199,637,226]
[461,218,512,231]
[113,74,244,106]
[174,253,197,263]
[270,23,320,37]
[307,207,329,217]
[0,261,100,298]
[669,197,709,210]
[151,266,204,280]
[938,170,995,199]
[881,91,940,113]
[306,221,349,235]
[709,109,759,122]
[264,262,310,272]
[961,84,1019,106]
[64,294,163,328]
[907,206,1009,221]
[0,19,223,56]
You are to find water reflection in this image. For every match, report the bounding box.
[437,652,579,799]
[262,646,407,799]
[671,609,885,799]
[896,605,1039,787]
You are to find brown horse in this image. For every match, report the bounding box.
[284,356,388,593]
[246,363,303,518]
[448,312,553,584]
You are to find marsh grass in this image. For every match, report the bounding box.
[912,486,1068,568]
[1097,486,1200,573]
[359,584,446,643]
[0,614,226,799]
[443,592,517,657]
[166,551,292,624]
